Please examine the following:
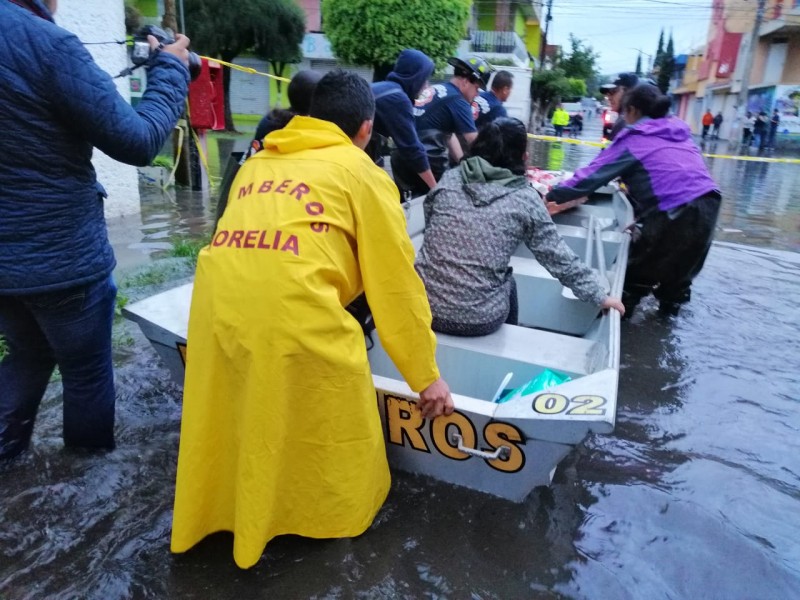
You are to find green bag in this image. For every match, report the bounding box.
[495,369,571,404]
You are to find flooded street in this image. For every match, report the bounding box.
[1,125,799,599]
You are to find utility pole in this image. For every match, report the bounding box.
[538,0,554,70]
[732,0,766,148]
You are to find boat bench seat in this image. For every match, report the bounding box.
[369,322,607,403]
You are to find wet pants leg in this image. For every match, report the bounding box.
[624,195,721,316]
[505,278,519,326]
[0,275,117,459]
[390,151,435,200]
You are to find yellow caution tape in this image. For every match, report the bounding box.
[701,152,800,164]
[527,133,800,164]
[527,134,608,148]
[198,55,291,83]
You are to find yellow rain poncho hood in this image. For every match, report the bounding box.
[170,116,439,568]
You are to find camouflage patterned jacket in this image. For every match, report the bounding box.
[415,158,607,328]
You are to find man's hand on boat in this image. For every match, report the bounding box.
[545,196,589,216]
[418,377,455,418]
[601,296,626,316]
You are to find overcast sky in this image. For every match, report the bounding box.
[547,0,714,77]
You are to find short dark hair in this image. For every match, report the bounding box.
[622,83,671,119]
[469,117,528,175]
[492,70,514,91]
[288,70,323,115]
[309,69,375,138]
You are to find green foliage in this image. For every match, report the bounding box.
[654,28,665,71]
[487,58,517,67]
[252,0,306,104]
[253,0,305,67]
[556,34,599,82]
[151,155,173,169]
[185,0,306,130]
[124,2,142,35]
[530,68,573,114]
[0,335,8,363]
[169,235,211,266]
[115,293,129,319]
[657,34,675,94]
[322,0,471,73]
[567,78,587,99]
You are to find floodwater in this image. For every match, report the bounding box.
[1,121,799,599]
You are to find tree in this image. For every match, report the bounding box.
[161,0,178,34]
[185,0,306,131]
[653,28,665,74]
[556,34,600,82]
[322,0,471,80]
[657,34,675,94]
[124,2,141,35]
[529,68,572,131]
[253,0,306,107]
[635,53,642,77]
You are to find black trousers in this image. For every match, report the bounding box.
[624,193,721,310]
[432,278,518,337]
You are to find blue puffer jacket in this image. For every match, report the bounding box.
[0,0,189,294]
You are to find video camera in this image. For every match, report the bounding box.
[131,25,202,80]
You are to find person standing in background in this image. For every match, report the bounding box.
[0,0,191,460]
[551,104,570,137]
[767,108,780,149]
[701,109,713,139]
[711,112,723,139]
[741,111,754,146]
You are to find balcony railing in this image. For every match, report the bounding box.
[470,30,529,64]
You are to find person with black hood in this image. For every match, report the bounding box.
[393,55,492,197]
[370,49,436,193]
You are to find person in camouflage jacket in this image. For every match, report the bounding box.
[415,118,624,336]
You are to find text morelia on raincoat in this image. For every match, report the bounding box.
[212,229,300,255]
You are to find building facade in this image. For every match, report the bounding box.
[672,0,799,143]
[57,0,141,217]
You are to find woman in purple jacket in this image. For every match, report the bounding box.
[546,84,721,317]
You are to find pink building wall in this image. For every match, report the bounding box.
[297,0,321,32]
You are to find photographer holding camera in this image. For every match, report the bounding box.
[0,0,192,459]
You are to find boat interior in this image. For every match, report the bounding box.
[367,187,631,404]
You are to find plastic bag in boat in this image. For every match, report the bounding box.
[496,369,571,403]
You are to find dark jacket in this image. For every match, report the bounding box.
[372,49,434,174]
[0,0,189,294]
[547,117,719,215]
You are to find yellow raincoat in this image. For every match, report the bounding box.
[170,116,440,569]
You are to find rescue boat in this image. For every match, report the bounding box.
[124,181,632,502]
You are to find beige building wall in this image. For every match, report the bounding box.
[56,0,142,218]
[782,37,800,81]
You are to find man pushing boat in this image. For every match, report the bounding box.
[170,69,454,569]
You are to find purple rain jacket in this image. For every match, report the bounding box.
[546,116,719,215]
